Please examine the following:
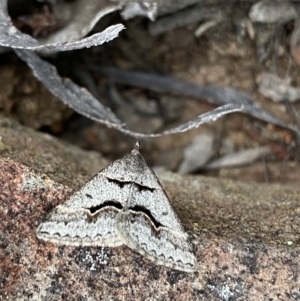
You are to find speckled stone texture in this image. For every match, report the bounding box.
[0,117,300,301]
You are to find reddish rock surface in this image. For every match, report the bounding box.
[0,117,300,300]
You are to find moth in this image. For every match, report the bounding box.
[37,142,197,272]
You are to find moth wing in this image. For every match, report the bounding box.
[37,175,132,246]
[37,206,122,246]
[117,211,197,272]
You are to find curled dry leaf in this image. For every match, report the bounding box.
[85,66,300,139]
[204,147,272,170]
[120,0,203,21]
[7,0,206,47]
[151,0,204,18]
[14,49,243,139]
[2,0,300,140]
[0,0,124,53]
[39,0,122,44]
[148,4,221,36]
[178,134,214,174]
[84,65,253,106]
[27,0,206,44]
[14,49,123,128]
[15,49,300,140]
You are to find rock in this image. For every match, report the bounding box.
[0,66,72,130]
[0,116,299,300]
[0,116,108,187]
